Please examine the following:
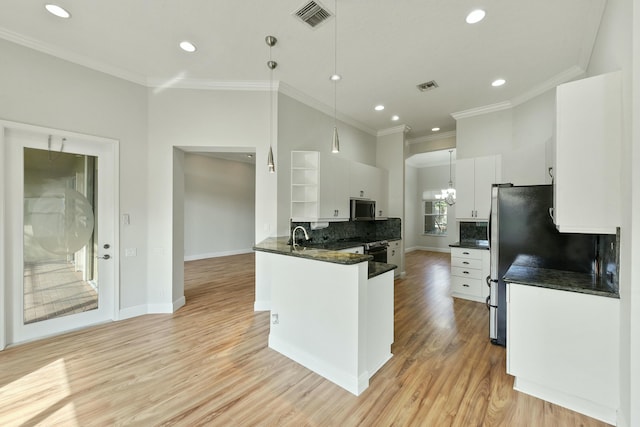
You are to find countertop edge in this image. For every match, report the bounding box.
[504,265,619,299]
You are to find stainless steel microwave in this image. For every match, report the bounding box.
[350,199,376,221]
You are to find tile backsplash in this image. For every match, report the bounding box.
[460,221,488,242]
[290,218,401,243]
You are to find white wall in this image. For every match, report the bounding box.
[411,164,458,251]
[183,154,255,260]
[148,88,275,311]
[377,128,407,274]
[276,93,377,235]
[456,94,552,186]
[404,165,418,250]
[0,39,149,315]
[586,0,637,425]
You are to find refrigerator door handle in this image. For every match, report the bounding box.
[486,275,491,287]
[485,296,491,310]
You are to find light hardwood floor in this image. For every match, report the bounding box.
[0,251,610,426]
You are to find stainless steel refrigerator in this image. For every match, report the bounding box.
[488,184,598,346]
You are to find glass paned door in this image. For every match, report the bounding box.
[4,126,116,345]
[23,148,99,324]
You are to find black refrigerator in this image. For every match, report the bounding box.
[488,184,597,346]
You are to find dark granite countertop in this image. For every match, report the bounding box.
[504,264,619,298]
[253,237,397,279]
[449,240,489,250]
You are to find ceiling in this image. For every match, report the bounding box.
[0,0,606,140]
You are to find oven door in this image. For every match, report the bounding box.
[367,247,387,263]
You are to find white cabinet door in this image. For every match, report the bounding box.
[554,71,621,234]
[474,155,499,220]
[319,155,349,221]
[507,283,619,423]
[388,240,401,277]
[376,168,389,217]
[455,158,475,219]
[349,162,370,199]
[456,155,500,220]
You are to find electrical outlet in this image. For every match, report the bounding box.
[271,313,279,325]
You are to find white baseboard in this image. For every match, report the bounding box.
[117,296,186,320]
[513,377,618,425]
[118,304,149,320]
[184,248,253,261]
[254,300,270,312]
[268,334,369,396]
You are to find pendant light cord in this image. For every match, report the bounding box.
[333,0,338,127]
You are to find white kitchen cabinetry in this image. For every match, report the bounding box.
[349,162,389,218]
[376,168,389,218]
[554,71,621,234]
[507,283,619,424]
[319,155,350,221]
[388,240,402,277]
[291,151,319,221]
[455,155,501,220]
[450,247,490,302]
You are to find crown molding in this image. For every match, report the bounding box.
[451,64,588,121]
[451,101,512,120]
[510,65,585,107]
[377,125,411,137]
[407,130,456,145]
[0,28,149,86]
[278,82,377,136]
[147,77,272,92]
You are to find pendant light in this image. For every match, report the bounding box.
[330,0,340,153]
[266,35,277,173]
[442,149,456,205]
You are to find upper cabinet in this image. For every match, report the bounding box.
[553,71,621,234]
[292,151,389,222]
[349,162,389,218]
[319,155,350,221]
[456,155,502,221]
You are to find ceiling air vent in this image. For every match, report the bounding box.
[293,1,332,28]
[417,80,439,92]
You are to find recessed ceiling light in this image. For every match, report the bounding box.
[466,9,486,24]
[492,78,506,87]
[45,4,71,18]
[374,105,385,111]
[330,74,342,81]
[432,127,440,132]
[179,41,197,53]
[391,115,400,121]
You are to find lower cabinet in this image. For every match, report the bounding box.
[388,240,402,277]
[450,247,490,302]
[507,283,619,424]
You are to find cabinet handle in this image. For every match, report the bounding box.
[463,284,470,287]
[463,261,469,265]
[463,251,470,255]
[463,271,470,274]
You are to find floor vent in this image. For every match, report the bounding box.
[417,80,439,92]
[293,1,332,28]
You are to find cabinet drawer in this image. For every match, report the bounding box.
[451,276,482,297]
[451,266,482,280]
[451,257,482,270]
[451,247,482,260]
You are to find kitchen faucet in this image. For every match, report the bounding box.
[292,225,310,246]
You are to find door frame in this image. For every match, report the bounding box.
[1,120,120,349]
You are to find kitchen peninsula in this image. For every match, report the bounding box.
[253,236,396,396]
